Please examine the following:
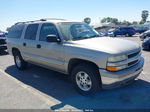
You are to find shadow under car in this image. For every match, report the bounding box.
[4,64,150,110]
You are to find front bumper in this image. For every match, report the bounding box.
[0,44,7,51]
[99,57,144,89]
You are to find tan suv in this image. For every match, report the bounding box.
[7,19,144,94]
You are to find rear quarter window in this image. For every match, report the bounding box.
[8,25,25,38]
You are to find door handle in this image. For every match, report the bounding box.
[36,44,41,48]
[23,43,26,46]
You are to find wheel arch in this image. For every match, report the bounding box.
[12,47,20,56]
[68,58,99,75]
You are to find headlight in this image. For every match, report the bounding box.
[107,55,128,71]
[108,55,128,62]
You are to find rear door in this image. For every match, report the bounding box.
[21,24,40,62]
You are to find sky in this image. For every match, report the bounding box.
[0,0,150,31]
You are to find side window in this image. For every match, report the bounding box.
[8,25,25,38]
[39,23,58,41]
[24,24,39,40]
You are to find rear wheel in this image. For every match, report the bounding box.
[14,51,28,70]
[71,64,101,95]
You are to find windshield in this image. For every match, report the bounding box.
[58,22,100,41]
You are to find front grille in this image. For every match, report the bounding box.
[0,39,6,45]
[126,50,141,68]
[107,49,141,71]
[128,51,140,59]
[128,60,139,66]
[128,50,140,59]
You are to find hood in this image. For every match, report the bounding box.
[69,37,140,54]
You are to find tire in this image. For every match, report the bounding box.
[130,35,133,37]
[125,33,130,37]
[14,51,28,70]
[114,34,116,37]
[71,64,101,95]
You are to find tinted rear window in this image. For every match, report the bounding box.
[8,25,25,38]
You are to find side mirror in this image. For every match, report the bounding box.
[46,35,61,43]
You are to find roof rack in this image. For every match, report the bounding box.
[41,18,66,21]
[15,18,66,25]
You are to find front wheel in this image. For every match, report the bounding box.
[113,34,117,37]
[125,33,130,37]
[130,35,133,37]
[71,64,101,95]
[14,52,28,70]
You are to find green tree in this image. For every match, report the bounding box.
[101,17,119,25]
[112,18,119,25]
[121,20,132,26]
[101,17,138,25]
[140,10,149,24]
[132,21,138,25]
[84,17,91,24]
[101,17,107,23]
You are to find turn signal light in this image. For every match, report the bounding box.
[106,66,117,71]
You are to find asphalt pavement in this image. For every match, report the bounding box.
[0,36,150,110]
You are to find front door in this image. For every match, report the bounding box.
[35,23,65,72]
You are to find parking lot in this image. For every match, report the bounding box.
[0,36,150,110]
